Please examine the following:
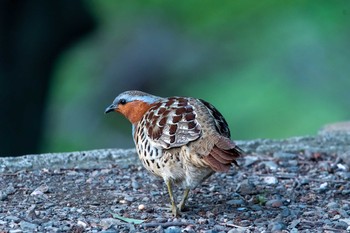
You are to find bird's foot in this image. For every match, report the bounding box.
[177,202,186,212]
[159,204,181,217]
[171,205,181,217]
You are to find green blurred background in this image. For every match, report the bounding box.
[1,1,350,156]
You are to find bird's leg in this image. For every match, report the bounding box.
[177,188,190,211]
[165,179,179,217]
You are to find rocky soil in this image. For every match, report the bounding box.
[1,131,350,233]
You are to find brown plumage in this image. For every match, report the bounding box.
[105,90,243,216]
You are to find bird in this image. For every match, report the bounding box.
[105,90,243,216]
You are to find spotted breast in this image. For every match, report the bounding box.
[134,97,199,174]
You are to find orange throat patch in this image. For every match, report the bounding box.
[117,100,152,124]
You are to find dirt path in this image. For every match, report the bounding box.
[1,132,350,232]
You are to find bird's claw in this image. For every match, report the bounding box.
[159,204,182,217]
[171,205,181,217]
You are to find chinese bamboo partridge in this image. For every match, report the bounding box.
[105,90,242,216]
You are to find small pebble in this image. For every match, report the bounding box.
[286,165,299,172]
[280,207,291,217]
[183,225,196,233]
[202,230,219,233]
[337,163,348,171]
[198,217,207,224]
[0,191,7,201]
[261,161,278,171]
[164,226,181,233]
[319,182,328,190]
[273,152,297,160]
[228,228,246,233]
[327,202,340,209]
[100,230,119,233]
[42,221,54,228]
[20,220,38,231]
[266,199,283,208]
[250,204,262,211]
[339,152,350,167]
[100,218,121,230]
[339,172,350,180]
[226,199,245,206]
[131,180,140,189]
[5,216,21,223]
[337,208,350,218]
[138,204,145,210]
[100,168,111,174]
[300,178,309,185]
[339,218,350,226]
[263,176,278,185]
[289,219,300,228]
[124,196,134,202]
[342,190,350,195]
[140,213,148,219]
[90,170,100,177]
[214,224,226,231]
[67,171,79,176]
[77,220,87,228]
[243,155,259,166]
[119,200,127,204]
[9,230,23,233]
[268,221,286,232]
[335,220,349,230]
[254,218,267,227]
[237,179,256,195]
[6,185,16,195]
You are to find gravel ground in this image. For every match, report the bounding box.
[1,131,350,232]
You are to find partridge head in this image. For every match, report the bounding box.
[105,90,243,216]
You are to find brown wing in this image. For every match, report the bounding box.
[198,99,231,138]
[143,97,201,149]
[199,99,243,172]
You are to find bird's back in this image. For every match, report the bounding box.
[133,96,241,187]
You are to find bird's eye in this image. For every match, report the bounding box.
[119,99,127,105]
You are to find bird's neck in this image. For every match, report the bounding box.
[120,100,153,124]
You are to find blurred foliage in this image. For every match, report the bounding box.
[42,1,350,153]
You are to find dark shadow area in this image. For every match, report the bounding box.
[0,0,95,156]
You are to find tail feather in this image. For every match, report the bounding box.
[215,136,237,150]
[210,147,232,164]
[204,153,231,172]
[203,136,243,172]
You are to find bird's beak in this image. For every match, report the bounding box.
[105,104,117,114]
